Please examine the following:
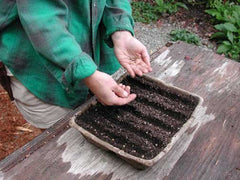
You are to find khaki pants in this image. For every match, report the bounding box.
[10,76,72,129]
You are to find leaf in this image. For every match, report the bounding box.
[224,23,238,32]
[232,11,240,27]
[217,44,231,54]
[215,23,238,32]
[232,53,240,60]
[223,40,232,46]
[175,2,188,10]
[155,0,163,6]
[223,9,231,22]
[214,24,225,31]
[210,32,226,39]
[227,31,234,43]
[205,9,221,18]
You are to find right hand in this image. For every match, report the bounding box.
[111,31,152,78]
[84,70,136,105]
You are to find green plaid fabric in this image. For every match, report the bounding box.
[0,0,134,108]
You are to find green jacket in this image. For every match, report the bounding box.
[0,0,134,108]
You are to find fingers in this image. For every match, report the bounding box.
[119,84,131,95]
[97,94,136,106]
[125,86,131,95]
[113,93,137,106]
[98,89,136,106]
[132,66,143,77]
[86,70,135,106]
[129,60,151,77]
[124,63,135,78]
[141,47,151,68]
[99,84,136,106]
[112,84,136,105]
[113,84,129,98]
[123,56,152,77]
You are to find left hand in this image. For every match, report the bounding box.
[84,70,136,106]
[111,31,152,77]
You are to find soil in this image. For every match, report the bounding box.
[135,0,217,43]
[0,85,42,161]
[164,5,217,41]
[75,76,199,159]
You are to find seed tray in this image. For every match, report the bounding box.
[69,75,203,169]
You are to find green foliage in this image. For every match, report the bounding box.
[131,0,188,23]
[131,0,240,61]
[180,0,207,6]
[180,0,239,8]
[155,0,188,14]
[205,2,240,61]
[208,0,224,8]
[131,2,159,23]
[170,29,201,45]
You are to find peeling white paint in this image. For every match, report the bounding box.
[152,49,185,81]
[206,82,214,92]
[57,104,215,180]
[57,128,138,179]
[154,49,170,65]
[217,72,239,94]
[213,62,228,77]
[222,119,227,131]
[158,60,185,80]
[204,62,239,94]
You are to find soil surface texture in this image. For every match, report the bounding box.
[0,86,42,161]
[75,76,199,159]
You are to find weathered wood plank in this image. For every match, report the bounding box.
[1,42,240,180]
[159,43,240,180]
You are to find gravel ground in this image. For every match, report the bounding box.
[134,22,178,54]
[134,21,216,57]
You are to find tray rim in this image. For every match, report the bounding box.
[69,74,203,168]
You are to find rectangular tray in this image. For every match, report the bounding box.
[69,74,203,169]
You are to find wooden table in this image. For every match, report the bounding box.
[1,42,240,180]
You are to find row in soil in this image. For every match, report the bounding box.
[75,76,199,159]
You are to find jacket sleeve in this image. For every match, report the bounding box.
[102,0,135,47]
[16,0,97,90]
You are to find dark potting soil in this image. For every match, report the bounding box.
[75,76,199,160]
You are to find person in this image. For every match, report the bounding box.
[0,0,152,129]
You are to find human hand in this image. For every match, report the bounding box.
[112,31,152,77]
[84,70,136,105]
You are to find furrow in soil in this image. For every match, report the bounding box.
[96,105,170,147]
[77,111,160,159]
[125,101,183,132]
[123,76,198,107]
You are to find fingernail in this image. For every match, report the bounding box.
[123,91,128,97]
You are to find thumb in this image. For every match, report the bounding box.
[113,85,129,98]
